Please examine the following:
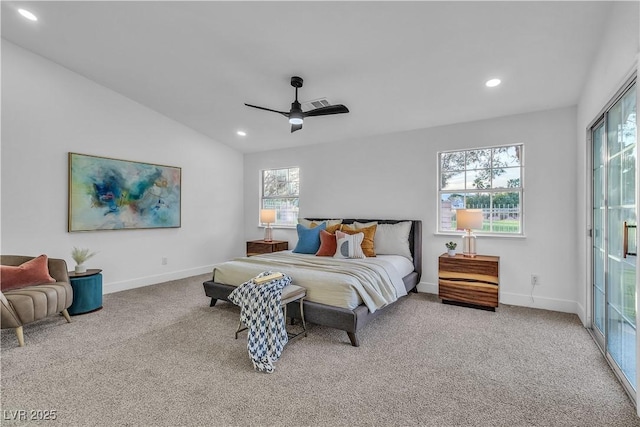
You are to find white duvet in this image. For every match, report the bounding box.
[212,251,413,312]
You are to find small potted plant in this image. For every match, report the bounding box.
[445,241,457,257]
[71,247,97,273]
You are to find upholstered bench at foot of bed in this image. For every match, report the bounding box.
[234,284,308,342]
[204,280,383,347]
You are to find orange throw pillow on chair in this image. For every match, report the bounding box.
[0,255,56,291]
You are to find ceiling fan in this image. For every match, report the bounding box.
[245,76,349,133]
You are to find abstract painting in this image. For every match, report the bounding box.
[68,153,181,231]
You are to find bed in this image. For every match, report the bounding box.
[202,219,422,346]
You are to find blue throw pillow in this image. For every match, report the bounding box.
[292,222,327,254]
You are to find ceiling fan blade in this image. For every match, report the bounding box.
[244,103,290,117]
[291,123,303,133]
[303,104,349,118]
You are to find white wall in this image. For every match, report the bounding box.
[575,1,639,324]
[1,40,245,293]
[244,106,578,313]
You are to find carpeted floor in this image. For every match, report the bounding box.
[1,274,638,426]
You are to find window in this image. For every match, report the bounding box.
[438,144,523,235]
[261,167,299,226]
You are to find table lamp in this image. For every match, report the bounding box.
[260,209,276,242]
[456,209,483,258]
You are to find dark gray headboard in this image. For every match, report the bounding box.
[305,218,422,282]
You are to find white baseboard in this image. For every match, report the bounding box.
[499,291,578,314]
[416,281,438,294]
[106,275,581,317]
[574,301,587,326]
[415,281,579,315]
[103,265,214,294]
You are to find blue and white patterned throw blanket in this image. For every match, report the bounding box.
[228,271,291,373]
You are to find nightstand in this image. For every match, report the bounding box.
[246,240,288,256]
[438,254,499,311]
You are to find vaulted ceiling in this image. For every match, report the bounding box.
[1,1,612,153]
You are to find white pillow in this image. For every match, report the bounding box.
[354,221,412,261]
[334,230,366,259]
[352,221,377,229]
[298,218,343,228]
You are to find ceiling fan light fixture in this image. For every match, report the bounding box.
[289,115,303,125]
[245,76,348,133]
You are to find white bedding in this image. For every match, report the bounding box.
[371,254,415,278]
[212,251,415,312]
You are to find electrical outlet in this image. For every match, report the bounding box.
[531,274,540,286]
[162,257,168,265]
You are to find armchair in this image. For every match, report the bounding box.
[1,255,73,347]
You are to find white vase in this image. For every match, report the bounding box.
[447,249,456,257]
[75,264,87,273]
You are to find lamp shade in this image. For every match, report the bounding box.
[456,209,483,230]
[260,209,276,224]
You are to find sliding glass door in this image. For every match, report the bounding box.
[591,80,637,397]
[593,120,606,340]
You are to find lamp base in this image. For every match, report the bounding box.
[264,225,273,242]
[461,230,477,258]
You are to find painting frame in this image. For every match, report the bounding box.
[68,152,182,232]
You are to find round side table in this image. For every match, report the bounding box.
[67,269,103,315]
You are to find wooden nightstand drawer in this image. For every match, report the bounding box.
[439,256,499,277]
[246,240,288,256]
[438,279,498,307]
[438,253,500,310]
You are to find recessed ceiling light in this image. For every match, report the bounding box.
[18,9,38,22]
[237,130,247,136]
[485,78,501,88]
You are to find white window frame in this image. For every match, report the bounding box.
[260,166,300,227]
[437,144,524,236]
